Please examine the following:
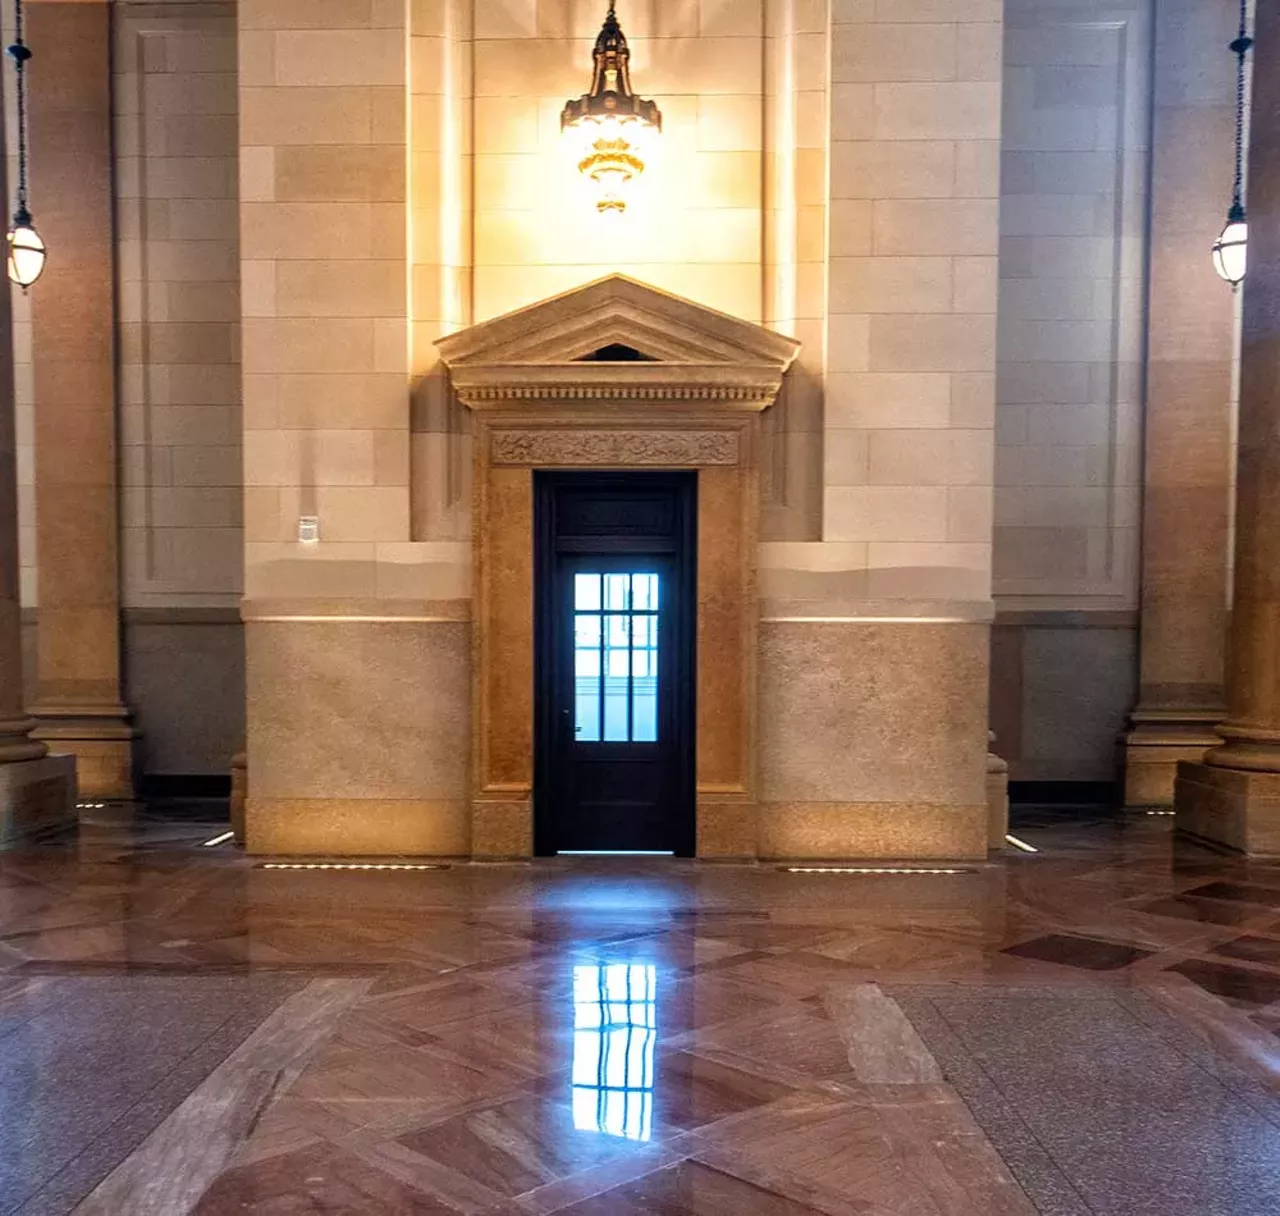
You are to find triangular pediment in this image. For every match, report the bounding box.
[436,274,799,372]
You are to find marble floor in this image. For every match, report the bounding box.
[4,805,1280,1214]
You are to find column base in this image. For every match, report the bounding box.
[1123,714,1222,807]
[0,753,77,844]
[230,752,247,843]
[1174,761,1280,856]
[30,710,138,800]
[986,751,1010,851]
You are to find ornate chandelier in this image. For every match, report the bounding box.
[560,2,661,215]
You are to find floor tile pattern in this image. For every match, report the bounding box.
[1,805,1280,1212]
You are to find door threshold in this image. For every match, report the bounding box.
[557,850,676,857]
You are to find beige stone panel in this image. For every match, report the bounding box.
[872,0,1001,20]
[244,543,379,598]
[474,96,539,155]
[826,372,952,429]
[310,486,410,541]
[829,83,875,142]
[759,619,989,804]
[954,140,1000,197]
[242,318,376,374]
[239,30,276,87]
[830,257,952,314]
[867,430,951,486]
[869,314,995,373]
[246,798,470,857]
[275,146,405,202]
[947,486,993,547]
[825,486,949,543]
[374,542,471,601]
[240,260,276,319]
[824,430,869,488]
[697,94,763,153]
[757,801,987,860]
[873,83,1001,142]
[873,200,997,256]
[275,261,406,318]
[276,374,409,429]
[273,29,405,87]
[640,38,764,96]
[241,1,401,31]
[700,0,763,37]
[826,315,870,373]
[474,0,536,39]
[952,256,998,313]
[830,140,955,200]
[955,22,1002,82]
[240,86,374,145]
[243,428,378,487]
[828,199,873,256]
[832,22,956,83]
[242,202,396,261]
[951,373,995,428]
[867,543,991,599]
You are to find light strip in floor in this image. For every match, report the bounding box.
[783,866,972,875]
[1005,834,1039,853]
[202,831,235,847]
[1145,810,1176,817]
[257,862,449,871]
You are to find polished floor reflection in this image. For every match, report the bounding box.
[3,805,1280,1213]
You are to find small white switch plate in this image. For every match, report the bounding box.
[298,515,320,544]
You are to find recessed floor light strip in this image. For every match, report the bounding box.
[1005,834,1039,854]
[76,802,107,810]
[1145,810,1176,817]
[782,866,973,875]
[256,862,450,872]
[202,831,235,847]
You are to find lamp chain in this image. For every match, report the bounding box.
[1230,0,1251,214]
[9,0,30,218]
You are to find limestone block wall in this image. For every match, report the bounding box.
[991,0,1154,783]
[112,0,244,776]
[756,0,1004,860]
[237,0,470,852]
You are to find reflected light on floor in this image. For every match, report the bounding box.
[258,862,449,872]
[572,963,657,1142]
[784,866,971,875]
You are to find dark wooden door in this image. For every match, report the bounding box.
[534,472,696,856]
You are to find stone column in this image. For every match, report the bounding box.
[1176,0,1280,853]
[1123,0,1237,807]
[26,0,136,797]
[0,60,74,833]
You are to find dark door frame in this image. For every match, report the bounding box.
[532,470,698,857]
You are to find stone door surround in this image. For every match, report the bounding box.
[437,275,799,858]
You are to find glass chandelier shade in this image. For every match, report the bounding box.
[560,2,661,214]
[1212,203,1248,287]
[7,205,43,288]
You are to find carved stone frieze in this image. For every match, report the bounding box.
[491,428,740,467]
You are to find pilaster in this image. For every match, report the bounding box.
[27,0,136,797]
